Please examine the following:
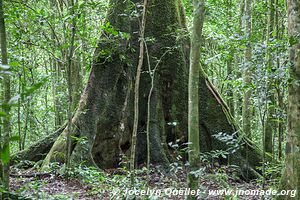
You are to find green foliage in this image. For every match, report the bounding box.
[257,161,284,187]
[199,132,244,164]
[101,22,119,36]
[201,150,229,163]
[22,78,48,98]
[212,132,244,154]
[71,166,105,184]
[4,0,109,154]
[168,140,189,174]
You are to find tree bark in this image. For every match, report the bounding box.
[242,0,252,137]
[265,0,275,155]
[65,0,76,172]
[279,0,300,198]
[187,0,204,196]
[0,0,10,195]
[50,0,64,129]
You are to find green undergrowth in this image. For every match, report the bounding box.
[10,143,284,200]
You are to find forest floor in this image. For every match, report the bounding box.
[9,163,274,200]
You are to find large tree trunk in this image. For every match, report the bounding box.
[32,0,262,178]
[279,0,300,198]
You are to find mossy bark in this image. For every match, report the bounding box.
[33,0,262,178]
[11,124,66,164]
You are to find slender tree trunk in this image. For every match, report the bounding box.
[279,0,300,199]
[22,102,30,150]
[265,0,275,155]
[187,0,205,198]
[18,74,22,151]
[146,43,153,173]
[239,0,245,30]
[277,91,284,159]
[242,0,252,136]
[68,0,82,111]
[52,61,63,128]
[275,0,283,160]
[71,60,82,110]
[50,0,63,129]
[0,0,10,196]
[65,0,76,171]
[225,0,235,118]
[234,0,245,122]
[44,60,49,135]
[130,0,148,185]
[227,59,235,117]
[81,0,87,79]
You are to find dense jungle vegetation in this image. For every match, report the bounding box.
[0,0,299,199]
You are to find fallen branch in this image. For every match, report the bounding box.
[11,123,66,165]
[10,172,51,178]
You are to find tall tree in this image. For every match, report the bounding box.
[0,0,10,195]
[65,0,77,172]
[67,0,82,112]
[130,0,148,185]
[226,0,235,118]
[242,0,253,136]
[265,0,275,155]
[274,0,284,160]
[279,0,300,199]
[187,0,205,196]
[50,0,64,128]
